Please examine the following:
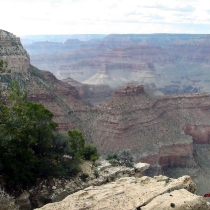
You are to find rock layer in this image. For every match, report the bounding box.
[0,30,30,72]
[62,77,114,105]
[81,85,210,162]
[35,175,210,210]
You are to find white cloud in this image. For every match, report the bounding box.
[1,0,210,35]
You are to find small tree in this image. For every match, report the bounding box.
[106,149,134,167]
[117,149,135,167]
[0,82,60,189]
[83,143,99,161]
[67,129,85,158]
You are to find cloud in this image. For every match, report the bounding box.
[1,0,210,35]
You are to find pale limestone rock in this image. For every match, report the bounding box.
[134,162,150,177]
[97,160,112,171]
[141,189,210,210]
[31,161,149,206]
[34,175,208,210]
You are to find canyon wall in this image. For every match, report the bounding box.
[0,30,30,72]
[76,85,210,171]
[23,34,210,94]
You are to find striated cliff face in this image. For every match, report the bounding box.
[73,84,210,180]
[164,36,210,62]
[0,30,30,72]
[62,77,114,105]
[0,66,92,131]
[184,124,210,144]
[23,34,210,94]
[0,30,95,132]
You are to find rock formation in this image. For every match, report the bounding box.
[0,33,92,133]
[81,85,210,158]
[62,77,114,105]
[164,36,210,62]
[0,30,30,72]
[82,64,126,88]
[35,175,210,210]
[23,33,210,94]
[28,161,149,208]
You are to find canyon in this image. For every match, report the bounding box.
[22,33,210,95]
[2,30,210,207]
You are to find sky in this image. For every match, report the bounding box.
[1,0,210,35]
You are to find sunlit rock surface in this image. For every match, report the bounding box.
[35,175,210,210]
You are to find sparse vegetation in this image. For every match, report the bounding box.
[83,143,99,162]
[80,173,89,182]
[0,60,11,73]
[106,149,134,167]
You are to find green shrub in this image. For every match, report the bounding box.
[106,153,118,160]
[83,143,99,161]
[80,173,89,182]
[117,149,135,167]
[108,158,119,166]
[106,150,135,167]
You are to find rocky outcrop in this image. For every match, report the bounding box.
[184,124,210,144]
[35,175,210,210]
[27,161,149,209]
[62,77,114,105]
[140,141,196,168]
[0,65,91,131]
[0,30,30,72]
[82,64,127,88]
[114,84,144,96]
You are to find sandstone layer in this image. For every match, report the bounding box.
[62,77,114,105]
[81,85,210,160]
[35,175,210,210]
[0,30,30,72]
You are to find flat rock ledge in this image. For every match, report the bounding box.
[35,175,210,210]
[27,161,149,209]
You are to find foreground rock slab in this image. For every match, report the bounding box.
[141,189,210,210]
[35,175,210,210]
